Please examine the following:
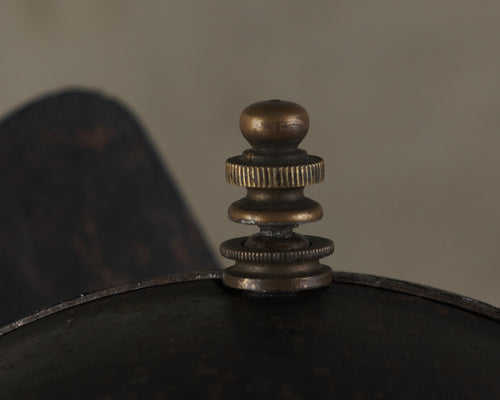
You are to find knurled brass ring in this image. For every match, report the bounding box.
[226,156,324,188]
[220,236,334,263]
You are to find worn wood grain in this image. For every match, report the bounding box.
[0,90,216,325]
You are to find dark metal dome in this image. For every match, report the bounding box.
[1,271,499,398]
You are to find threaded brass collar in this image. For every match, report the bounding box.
[221,236,334,263]
[225,156,324,188]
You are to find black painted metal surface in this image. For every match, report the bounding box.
[1,271,498,399]
[0,90,216,325]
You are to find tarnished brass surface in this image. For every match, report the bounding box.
[220,236,334,263]
[225,157,324,188]
[221,100,334,292]
[238,100,309,152]
[228,199,323,225]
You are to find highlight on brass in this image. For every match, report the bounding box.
[221,100,334,292]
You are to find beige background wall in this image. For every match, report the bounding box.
[1,1,499,305]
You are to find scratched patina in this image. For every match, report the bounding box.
[0,272,498,399]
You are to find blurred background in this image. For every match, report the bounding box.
[0,1,499,305]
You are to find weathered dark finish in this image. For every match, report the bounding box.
[0,90,216,325]
[0,271,498,399]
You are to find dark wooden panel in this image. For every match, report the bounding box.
[0,90,216,325]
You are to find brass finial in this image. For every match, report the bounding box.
[221,100,334,292]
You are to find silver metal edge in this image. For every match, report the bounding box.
[333,271,500,322]
[0,269,223,336]
[1,269,498,336]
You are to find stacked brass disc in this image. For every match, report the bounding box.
[221,100,334,292]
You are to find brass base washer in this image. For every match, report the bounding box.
[223,264,333,293]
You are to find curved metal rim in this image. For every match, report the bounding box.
[333,271,500,323]
[1,269,498,336]
[0,270,222,336]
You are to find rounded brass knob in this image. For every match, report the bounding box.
[239,100,309,153]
